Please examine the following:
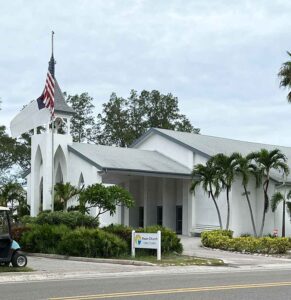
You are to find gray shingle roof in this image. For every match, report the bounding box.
[68,143,192,177]
[54,79,75,116]
[146,128,291,182]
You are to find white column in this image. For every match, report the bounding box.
[162,178,176,231]
[182,179,195,236]
[67,118,71,135]
[142,177,148,227]
[123,181,130,226]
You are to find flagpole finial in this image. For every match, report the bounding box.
[49,31,56,78]
[52,31,54,56]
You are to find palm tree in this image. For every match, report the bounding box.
[211,153,238,230]
[54,182,81,212]
[191,160,222,229]
[234,153,261,237]
[271,190,291,237]
[278,51,291,102]
[250,149,289,237]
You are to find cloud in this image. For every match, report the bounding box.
[1,0,291,146]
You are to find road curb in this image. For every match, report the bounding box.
[27,253,156,266]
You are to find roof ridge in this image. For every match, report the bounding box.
[155,128,291,150]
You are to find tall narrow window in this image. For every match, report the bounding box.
[157,206,163,226]
[139,207,144,228]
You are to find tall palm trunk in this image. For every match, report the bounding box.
[259,179,269,237]
[210,185,223,229]
[226,187,230,230]
[243,185,257,237]
[282,199,286,237]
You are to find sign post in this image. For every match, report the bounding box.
[132,230,161,261]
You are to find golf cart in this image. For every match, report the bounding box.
[0,206,27,267]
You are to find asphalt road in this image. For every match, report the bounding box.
[2,268,291,300]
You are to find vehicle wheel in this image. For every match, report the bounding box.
[12,253,27,268]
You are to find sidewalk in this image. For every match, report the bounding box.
[2,237,291,284]
[180,236,291,266]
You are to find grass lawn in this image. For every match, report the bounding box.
[121,254,224,266]
[0,266,33,273]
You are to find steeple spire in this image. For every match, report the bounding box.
[48,31,56,78]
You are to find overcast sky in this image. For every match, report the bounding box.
[1,0,291,146]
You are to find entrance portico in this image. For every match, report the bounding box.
[101,171,195,235]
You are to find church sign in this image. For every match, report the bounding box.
[131,230,161,260]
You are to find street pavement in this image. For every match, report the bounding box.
[2,267,291,299]
[2,237,291,299]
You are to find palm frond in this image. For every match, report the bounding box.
[271,192,284,212]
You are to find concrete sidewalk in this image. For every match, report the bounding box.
[180,235,291,266]
[2,237,291,284]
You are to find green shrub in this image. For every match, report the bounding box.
[21,211,99,229]
[103,224,132,249]
[20,224,127,258]
[58,227,127,258]
[21,224,70,253]
[103,224,183,255]
[201,230,289,254]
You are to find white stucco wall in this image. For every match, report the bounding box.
[134,133,194,167]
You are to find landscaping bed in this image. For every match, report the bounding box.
[119,254,224,266]
[17,213,184,259]
[201,230,290,254]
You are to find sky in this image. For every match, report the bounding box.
[1,0,291,146]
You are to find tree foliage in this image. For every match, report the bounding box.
[278,51,291,102]
[249,148,289,236]
[191,160,222,229]
[65,93,95,142]
[79,184,134,219]
[54,182,81,212]
[95,90,199,147]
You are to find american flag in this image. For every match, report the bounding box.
[37,70,55,117]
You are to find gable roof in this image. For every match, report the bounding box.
[68,143,192,177]
[132,128,291,182]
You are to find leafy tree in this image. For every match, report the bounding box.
[0,181,25,212]
[271,190,291,237]
[79,184,134,220]
[249,149,289,237]
[54,182,81,212]
[191,160,222,229]
[278,51,291,102]
[65,93,95,142]
[0,125,17,175]
[234,153,261,237]
[211,153,238,230]
[96,90,199,147]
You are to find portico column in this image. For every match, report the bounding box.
[142,177,148,227]
[123,181,130,226]
[182,179,195,236]
[162,178,176,231]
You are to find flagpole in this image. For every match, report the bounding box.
[51,115,55,211]
[51,31,55,212]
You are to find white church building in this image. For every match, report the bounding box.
[13,56,291,237]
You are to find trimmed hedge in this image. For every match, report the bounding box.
[58,227,127,258]
[103,224,183,254]
[201,230,289,254]
[20,224,127,257]
[20,211,99,229]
